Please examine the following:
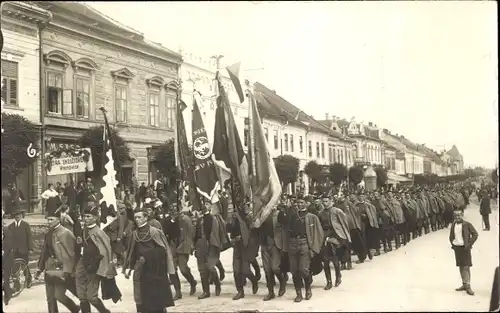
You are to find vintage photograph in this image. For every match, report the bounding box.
[1,1,498,312]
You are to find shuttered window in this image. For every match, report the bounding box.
[1,60,18,107]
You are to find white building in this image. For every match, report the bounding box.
[177,49,247,146]
[1,2,52,212]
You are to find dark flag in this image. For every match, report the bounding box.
[98,107,119,230]
[192,94,220,202]
[226,62,245,104]
[212,72,250,198]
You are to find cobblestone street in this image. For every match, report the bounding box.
[5,200,498,312]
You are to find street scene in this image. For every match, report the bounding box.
[2,1,498,313]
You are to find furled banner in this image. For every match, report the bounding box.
[192,94,220,202]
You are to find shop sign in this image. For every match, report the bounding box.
[46,148,94,176]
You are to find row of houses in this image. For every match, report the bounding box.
[1,2,464,212]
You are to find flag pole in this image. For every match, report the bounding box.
[171,75,182,212]
[245,79,257,190]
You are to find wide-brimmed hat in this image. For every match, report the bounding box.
[11,207,26,216]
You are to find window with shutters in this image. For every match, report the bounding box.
[274,129,279,150]
[1,60,18,107]
[47,71,65,114]
[75,77,90,118]
[316,142,320,158]
[321,142,325,158]
[308,141,312,157]
[149,93,160,127]
[284,134,288,152]
[299,136,303,153]
[166,96,175,129]
[115,85,127,123]
[290,134,294,152]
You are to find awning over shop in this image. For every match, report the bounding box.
[387,172,412,184]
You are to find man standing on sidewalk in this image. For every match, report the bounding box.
[7,207,33,288]
[449,210,479,296]
[479,191,491,231]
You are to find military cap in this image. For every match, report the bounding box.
[83,204,99,216]
[47,205,62,218]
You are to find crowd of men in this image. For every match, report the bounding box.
[2,179,487,313]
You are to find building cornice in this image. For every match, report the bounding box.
[1,2,53,25]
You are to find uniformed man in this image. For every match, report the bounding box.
[279,198,324,302]
[357,194,377,261]
[76,204,115,313]
[228,202,259,300]
[194,205,227,299]
[35,206,79,313]
[259,208,287,301]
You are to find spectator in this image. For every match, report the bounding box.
[41,183,60,217]
[7,207,33,289]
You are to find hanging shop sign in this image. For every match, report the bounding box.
[45,148,94,176]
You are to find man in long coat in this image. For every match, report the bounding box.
[357,194,378,260]
[193,205,227,299]
[228,203,259,300]
[372,192,393,254]
[339,194,364,268]
[36,207,80,313]
[386,192,407,248]
[123,208,175,313]
[76,205,117,313]
[8,207,34,288]
[259,208,288,301]
[278,198,323,303]
[479,192,491,231]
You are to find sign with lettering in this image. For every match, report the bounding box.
[47,142,81,152]
[46,148,94,176]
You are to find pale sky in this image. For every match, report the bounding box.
[89,1,498,168]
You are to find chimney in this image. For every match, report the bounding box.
[383,128,388,133]
[368,122,373,127]
[401,135,405,139]
[325,113,330,120]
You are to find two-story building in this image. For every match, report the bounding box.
[177,50,246,146]
[1,1,52,212]
[35,2,182,188]
[444,145,464,174]
[392,134,425,177]
[379,129,412,182]
[342,118,384,166]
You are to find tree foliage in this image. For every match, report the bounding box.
[274,154,300,187]
[329,163,347,186]
[414,173,439,186]
[78,126,131,181]
[348,165,364,185]
[492,168,498,183]
[1,113,39,187]
[154,139,177,189]
[374,165,388,187]
[304,160,322,184]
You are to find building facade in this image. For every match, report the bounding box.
[34,2,182,190]
[1,2,52,212]
[177,50,246,146]
[344,118,384,166]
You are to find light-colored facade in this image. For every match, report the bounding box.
[35,2,182,189]
[177,50,246,146]
[1,2,52,212]
[344,119,384,166]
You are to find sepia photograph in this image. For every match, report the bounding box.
[1,1,498,312]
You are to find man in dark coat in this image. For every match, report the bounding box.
[76,204,115,313]
[357,195,378,260]
[449,210,478,296]
[123,208,175,313]
[35,206,80,313]
[193,205,227,299]
[228,203,259,300]
[7,207,33,288]
[259,208,287,301]
[3,217,15,305]
[479,192,491,231]
[279,198,324,302]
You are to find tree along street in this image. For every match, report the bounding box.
[4,200,497,312]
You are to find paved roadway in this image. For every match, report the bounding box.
[4,199,498,312]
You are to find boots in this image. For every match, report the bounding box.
[80,301,91,313]
[263,273,275,301]
[465,284,474,296]
[263,287,275,301]
[212,272,222,296]
[233,274,245,300]
[198,274,211,299]
[304,276,312,300]
[136,304,143,313]
[232,288,245,300]
[59,295,80,313]
[251,260,261,281]
[181,270,197,296]
[170,273,182,300]
[455,284,467,291]
[47,300,59,313]
[277,273,286,296]
[374,249,381,256]
[216,261,226,282]
[323,263,333,290]
[294,288,303,303]
[346,261,353,270]
[90,298,110,313]
[334,263,342,287]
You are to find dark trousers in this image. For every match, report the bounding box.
[288,238,310,288]
[232,242,256,290]
[482,214,491,230]
[196,244,221,293]
[177,253,196,286]
[13,251,32,284]
[44,274,79,313]
[396,222,409,246]
[350,228,368,262]
[322,243,341,282]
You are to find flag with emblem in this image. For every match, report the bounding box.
[212,72,250,199]
[98,107,119,230]
[192,93,220,202]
